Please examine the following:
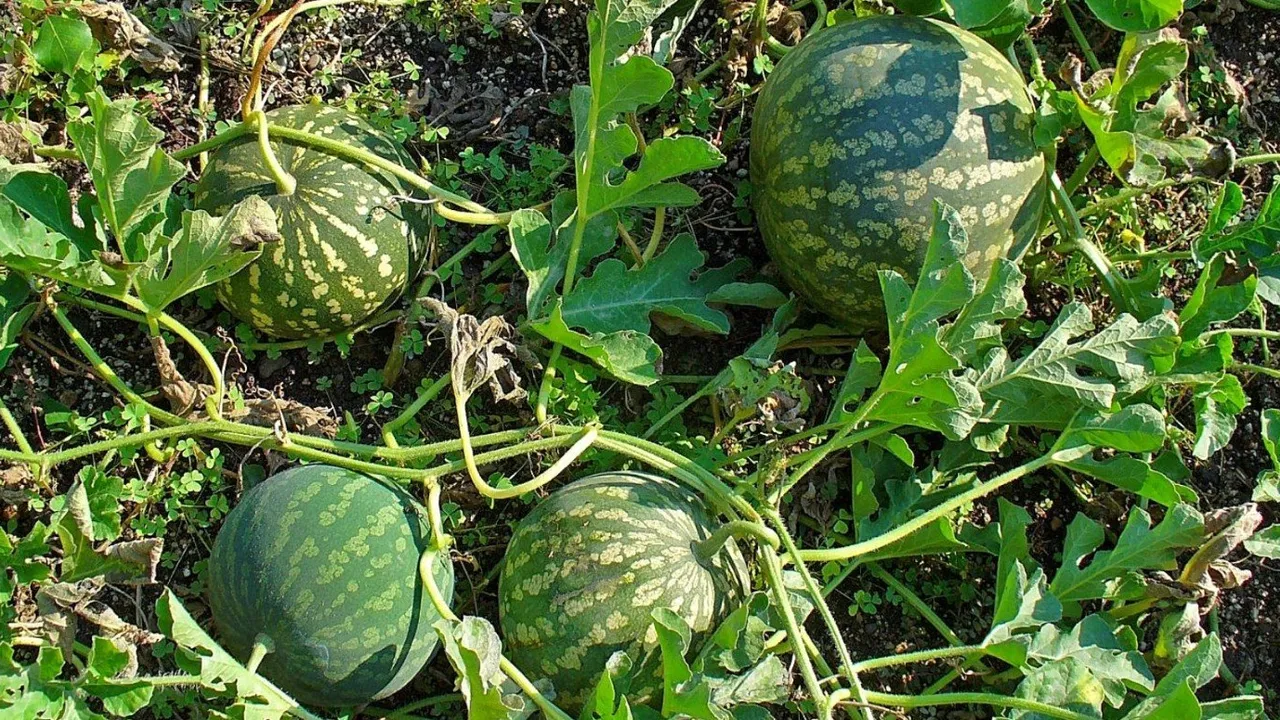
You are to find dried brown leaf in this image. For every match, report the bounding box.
[423,298,527,405]
[75,1,181,73]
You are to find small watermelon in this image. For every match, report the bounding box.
[207,465,454,707]
[498,472,750,709]
[195,104,431,339]
[751,16,1046,330]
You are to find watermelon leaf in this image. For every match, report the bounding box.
[976,304,1179,428]
[134,196,280,313]
[32,15,95,75]
[436,617,537,720]
[1071,33,1221,185]
[1255,410,1280,502]
[1049,504,1205,611]
[1084,0,1181,32]
[0,273,34,373]
[519,0,727,384]
[581,653,638,720]
[530,301,662,385]
[863,203,983,439]
[155,590,323,720]
[0,172,126,296]
[66,90,185,260]
[1244,525,1280,559]
[558,235,744,336]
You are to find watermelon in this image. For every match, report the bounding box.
[750,16,1046,330]
[207,465,454,708]
[194,104,431,339]
[498,472,750,709]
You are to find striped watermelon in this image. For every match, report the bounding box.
[207,465,454,707]
[751,16,1046,330]
[194,104,431,339]
[498,472,750,709]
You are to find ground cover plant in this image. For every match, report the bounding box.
[1,0,1279,718]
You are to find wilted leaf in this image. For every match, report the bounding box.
[1179,504,1261,593]
[75,1,181,73]
[424,299,527,404]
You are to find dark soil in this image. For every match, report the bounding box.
[3,0,1280,716]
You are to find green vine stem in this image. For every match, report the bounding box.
[1064,146,1101,195]
[1238,152,1280,167]
[450,375,600,498]
[863,562,994,680]
[860,690,1097,720]
[1233,362,1280,380]
[1045,172,1142,316]
[47,304,181,424]
[590,428,761,522]
[418,551,575,720]
[1204,327,1280,341]
[534,344,562,424]
[644,373,722,438]
[1056,0,1102,72]
[692,520,780,561]
[170,122,255,161]
[381,375,450,445]
[262,124,503,221]
[849,644,987,674]
[759,544,831,719]
[642,206,666,261]
[766,508,873,720]
[0,399,35,458]
[252,110,297,196]
[1076,176,1214,220]
[798,452,1056,563]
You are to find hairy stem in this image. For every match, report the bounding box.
[798,453,1054,562]
[767,509,872,720]
[419,552,574,720]
[861,690,1098,720]
[1056,0,1101,72]
[693,520,780,561]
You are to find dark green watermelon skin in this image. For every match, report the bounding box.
[498,472,750,710]
[195,104,431,339]
[208,465,454,708]
[751,16,1046,330]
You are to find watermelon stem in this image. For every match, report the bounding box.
[381,374,450,444]
[693,520,779,562]
[245,634,275,673]
[1055,0,1102,73]
[1045,172,1144,317]
[759,544,831,718]
[261,123,503,221]
[1237,152,1280,167]
[797,450,1058,563]
[766,508,874,719]
[860,689,1101,720]
[172,121,255,161]
[251,111,298,196]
